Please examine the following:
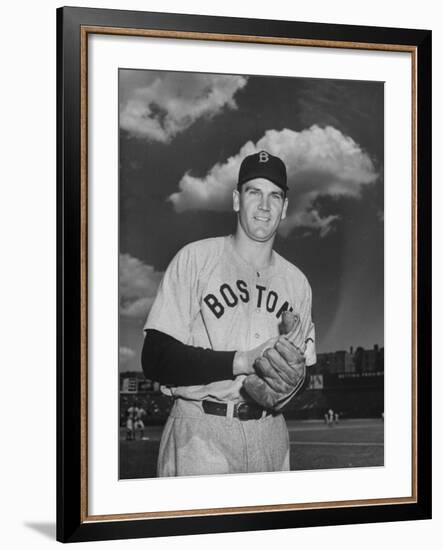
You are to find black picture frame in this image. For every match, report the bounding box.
[57,6,432,543]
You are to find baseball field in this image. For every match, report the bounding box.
[119,418,384,479]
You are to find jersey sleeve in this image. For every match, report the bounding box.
[299,279,317,367]
[143,245,200,344]
[304,321,316,367]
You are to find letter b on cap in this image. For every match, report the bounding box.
[259,151,269,163]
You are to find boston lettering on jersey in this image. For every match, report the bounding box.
[203,280,294,320]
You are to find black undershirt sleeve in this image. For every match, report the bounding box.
[141,329,236,386]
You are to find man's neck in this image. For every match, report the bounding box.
[231,231,275,270]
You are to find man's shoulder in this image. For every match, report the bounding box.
[176,236,227,260]
[274,251,310,287]
[171,236,228,274]
[181,236,227,252]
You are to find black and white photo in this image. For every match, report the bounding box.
[118,69,385,479]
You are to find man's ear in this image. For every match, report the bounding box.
[233,189,240,212]
[281,197,289,220]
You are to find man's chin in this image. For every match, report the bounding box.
[250,230,275,243]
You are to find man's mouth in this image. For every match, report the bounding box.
[254,215,270,222]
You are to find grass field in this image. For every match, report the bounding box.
[119,418,384,479]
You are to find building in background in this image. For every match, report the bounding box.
[287,344,384,420]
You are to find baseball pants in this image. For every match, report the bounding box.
[157,398,290,477]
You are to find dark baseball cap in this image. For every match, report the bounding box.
[238,150,288,192]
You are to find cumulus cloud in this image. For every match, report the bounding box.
[120,72,248,142]
[168,125,378,236]
[119,346,136,365]
[120,254,163,319]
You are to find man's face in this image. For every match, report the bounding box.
[233,178,288,243]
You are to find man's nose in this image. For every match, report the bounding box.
[259,195,270,210]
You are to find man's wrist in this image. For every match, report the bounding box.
[233,351,250,376]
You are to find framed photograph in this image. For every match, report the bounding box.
[57,6,432,543]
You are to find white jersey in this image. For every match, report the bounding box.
[144,235,316,403]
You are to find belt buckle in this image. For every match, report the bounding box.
[236,402,250,420]
[236,402,262,420]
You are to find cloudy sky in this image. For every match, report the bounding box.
[118,69,384,372]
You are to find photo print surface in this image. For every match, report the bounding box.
[118,68,384,480]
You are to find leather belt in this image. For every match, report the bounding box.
[202,399,270,420]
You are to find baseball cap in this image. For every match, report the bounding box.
[237,150,288,192]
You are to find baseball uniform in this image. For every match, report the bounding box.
[144,234,316,476]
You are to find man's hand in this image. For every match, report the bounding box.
[233,337,277,376]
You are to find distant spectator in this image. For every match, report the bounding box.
[134,406,146,439]
[126,403,137,441]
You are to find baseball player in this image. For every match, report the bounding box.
[134,405,146,439]
[142,150,316,477]
[125,402,137,441]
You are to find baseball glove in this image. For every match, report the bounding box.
[242,311,306,411]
